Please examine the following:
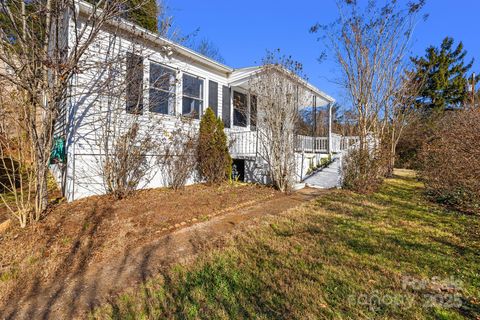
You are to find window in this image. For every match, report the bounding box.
[182,74,203,118]
[208,80,218,116]
[149,62,176,115]
[126,53,144,114]
[222,86,231,128]
[233,91,247,127]
[250,94,257,130]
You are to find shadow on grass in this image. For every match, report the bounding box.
[92,171,480,320]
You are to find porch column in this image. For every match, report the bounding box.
[327,102,332,154]
[312,94,317,138]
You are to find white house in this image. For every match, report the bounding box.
[52,1,337,201]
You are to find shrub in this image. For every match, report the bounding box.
[197,108,232,184]
[419,109,480,214]
[395,113,441,170]
[342,147,386,193]
[103,122,156,199]
[161,118,197,190]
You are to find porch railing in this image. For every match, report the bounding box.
[294,135,328,153]
[227,130,359,157]
[227,130,258,157]
[340,136,360,151]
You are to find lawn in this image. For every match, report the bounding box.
[0,183,280,318]
[92,170,480,319]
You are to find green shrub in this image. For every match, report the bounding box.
[197,108,232,184]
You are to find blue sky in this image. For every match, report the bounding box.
[170,0,479,106]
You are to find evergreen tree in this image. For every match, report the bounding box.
[125,0,158,33]
[85,0,158,32]
[411,37,478,112]
[197,108,232,184]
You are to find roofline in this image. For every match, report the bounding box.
[75,1,335,103]
[231,66,335,104]
[76,0,234,74]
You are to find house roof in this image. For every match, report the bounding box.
[76,1,234,74]
[230,66,335,105]
[76,0,334,104]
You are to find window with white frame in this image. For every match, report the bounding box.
[149,62,176,115]
[182,73,203,119]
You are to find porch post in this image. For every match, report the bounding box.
[312,94,317,138]
[327,102,332,154]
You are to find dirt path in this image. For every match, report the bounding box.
[1,187,325,319]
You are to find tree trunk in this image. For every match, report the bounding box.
[386,128,397,178]
[34,156,49,219]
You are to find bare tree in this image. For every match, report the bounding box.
[191,38,225,64]
[384,71,425,176]
[311,0,426,190]
[248,52,310,192]
[0,0,153,221]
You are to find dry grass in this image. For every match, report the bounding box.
[0,182,278,316]
[92,170,480,319]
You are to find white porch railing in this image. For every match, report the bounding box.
[294,135,328,153]
[340,136,360,151]
[227,130,359,157]
[227,130,258,157]
[331,134,360,153]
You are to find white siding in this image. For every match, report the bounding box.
[62,17,241,201]
[57,11,333,201]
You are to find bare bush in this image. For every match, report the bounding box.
[161,118,197,190]
[103,121,158,199]
[91,46,167,199]
[0,91,36,227]
[420,109,480,214]
[395,113,433,170]
[341,139,387,193]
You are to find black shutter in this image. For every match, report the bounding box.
[222,86,231,128]
[126,53,144,114]
[208,80,218,116]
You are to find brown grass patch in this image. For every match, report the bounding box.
[0,183,279,315]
